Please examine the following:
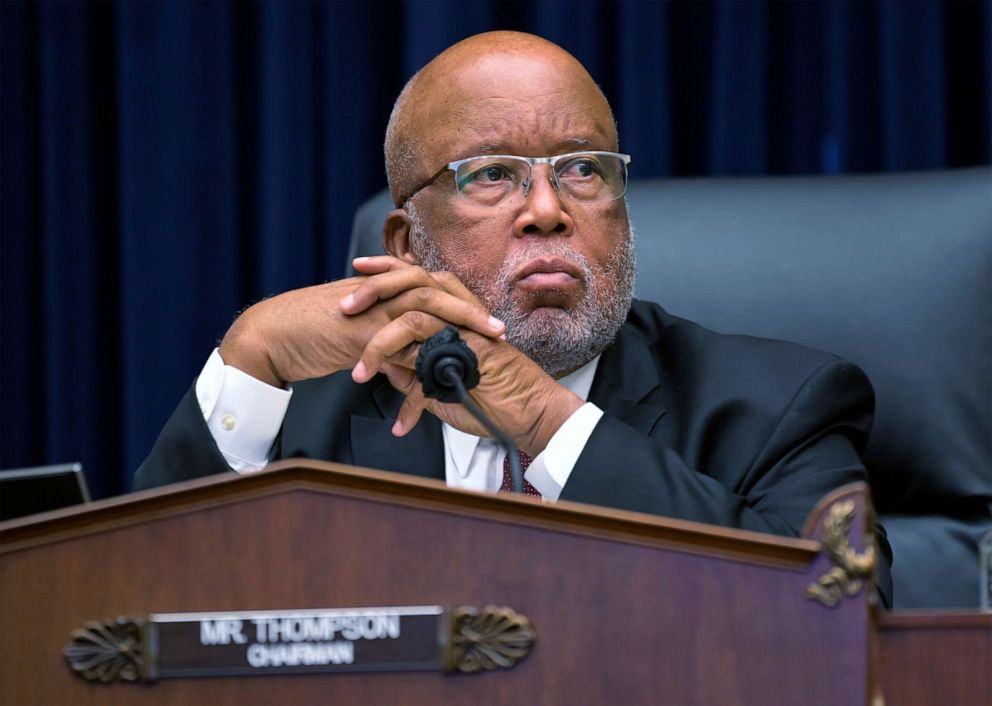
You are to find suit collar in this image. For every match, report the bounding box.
[588,317,666,434]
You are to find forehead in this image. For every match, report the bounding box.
[417,53,617,163]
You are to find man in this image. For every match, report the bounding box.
[134,31,891,602]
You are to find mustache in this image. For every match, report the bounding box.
[495,242,593,291]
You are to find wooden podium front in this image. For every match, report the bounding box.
[0,460,981,705]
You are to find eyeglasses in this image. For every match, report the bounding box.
[400,151,631,207]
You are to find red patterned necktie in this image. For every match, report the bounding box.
[500,450,541,496]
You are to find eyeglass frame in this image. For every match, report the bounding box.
[396,150,632,207]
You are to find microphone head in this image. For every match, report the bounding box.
[415,326,480,403]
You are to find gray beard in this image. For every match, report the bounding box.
[407,206,636,377]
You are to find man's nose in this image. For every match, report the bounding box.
[514,165,574,237]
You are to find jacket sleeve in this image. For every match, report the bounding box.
[132,385,237,491]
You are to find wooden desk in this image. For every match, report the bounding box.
[878,611,992,706]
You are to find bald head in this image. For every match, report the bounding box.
[384,32,617,206]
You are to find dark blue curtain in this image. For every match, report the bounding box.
[3,0,990,500]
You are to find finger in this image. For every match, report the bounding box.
[343,266,486,315]
[343,269,503,339]
[429,271,483,305]
[352,259,473,300]
[351,255,412,275]
[432,272,506,341]
[424,275,507,338]
[384,287,503,338]
[392,392,430,437]
[340,266,443,314]
[380,363,429,436]
[380,361,418,391]
[370,325,499,383]
[352,311,443,382]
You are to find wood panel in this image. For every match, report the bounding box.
[0,462,871,706]
[878,612,992,706]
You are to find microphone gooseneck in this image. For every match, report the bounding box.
[415,326,524,493]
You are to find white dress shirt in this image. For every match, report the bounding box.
[195,349,604,502]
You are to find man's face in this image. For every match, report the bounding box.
[405,53,635,377]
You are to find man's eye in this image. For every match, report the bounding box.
[474,165,512,182]
[457,162,516,192]
[560,159,600,179]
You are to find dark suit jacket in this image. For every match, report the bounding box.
[134,300,892,603]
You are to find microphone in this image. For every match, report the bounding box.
[414,325,480,404]
[415,326,525,493]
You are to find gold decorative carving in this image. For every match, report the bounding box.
[445,605,536,672]
[63,617,146,683]
[806,499,877,607]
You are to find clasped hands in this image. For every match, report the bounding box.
[218,256,583,457]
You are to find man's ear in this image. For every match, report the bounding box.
[382,209,419,264]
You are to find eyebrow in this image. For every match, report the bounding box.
[562,137,593,148]
[474,137,593,156]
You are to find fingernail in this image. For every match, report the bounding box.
[391,420,405,436]
[489,316,504,331]
[353,256,369,262]
[499,333,507,341]
[341,293,354,309]
[352,361,366,381]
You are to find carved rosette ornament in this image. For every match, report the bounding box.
[63,617,147,683]
[445,605,536,673]
[806,500,877,607]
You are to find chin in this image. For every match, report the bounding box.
[523,305,574,322]
[515,286,580,308]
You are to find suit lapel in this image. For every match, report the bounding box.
[589,324,667,435]
[349,379,446,481]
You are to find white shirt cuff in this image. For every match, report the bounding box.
[195,349,292,473]
[524,402,604,501]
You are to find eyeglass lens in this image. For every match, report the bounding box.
[453,154,627,206]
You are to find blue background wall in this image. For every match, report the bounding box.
[2,0,990,499]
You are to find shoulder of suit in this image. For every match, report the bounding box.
[623,299,861,384]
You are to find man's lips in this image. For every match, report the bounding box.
[512,258,583,290]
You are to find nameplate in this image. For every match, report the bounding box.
[64,605,535,683]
